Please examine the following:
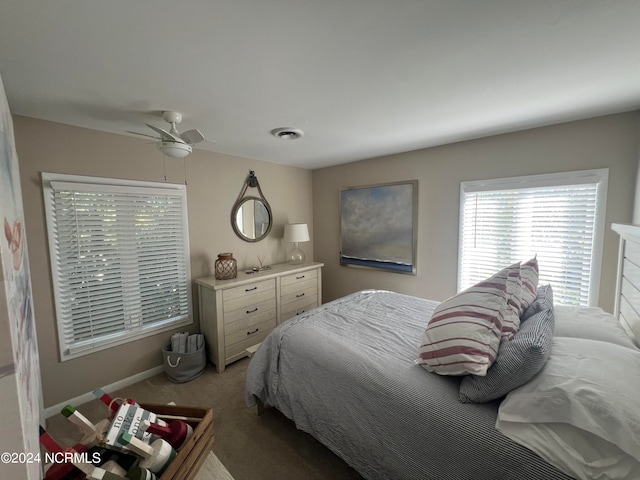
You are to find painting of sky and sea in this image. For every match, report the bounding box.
[340,181,417,274]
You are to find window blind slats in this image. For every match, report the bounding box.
[43,174,192,360]
[459,170,607,307]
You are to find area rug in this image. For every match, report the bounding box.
[195,451,235,480]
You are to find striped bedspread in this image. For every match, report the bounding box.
[245,290,572,480]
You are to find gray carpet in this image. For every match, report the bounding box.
[46,358,362,480]
[195,452,235,480]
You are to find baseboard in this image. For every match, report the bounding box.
[44,365,165,418]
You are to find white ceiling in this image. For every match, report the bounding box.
[1,1,640,170]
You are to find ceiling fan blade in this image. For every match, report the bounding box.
[126,130,160,140]
[181,129,205,145]
[145,123,185,143]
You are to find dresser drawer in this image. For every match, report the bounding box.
[281,294,318,321]
[225,316,276,346]
[281,285,317,307]
[281,269,317,290]
[223,279,275,302]
[224,298,276,324]
[226,328,272,359]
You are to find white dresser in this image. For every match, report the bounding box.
[196,261,323,372]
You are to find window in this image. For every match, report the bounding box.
[42,173,192,360]
[458,169,608,307]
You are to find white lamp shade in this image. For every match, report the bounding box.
[283,223,309,243]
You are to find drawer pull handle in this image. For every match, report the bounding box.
[296,293,305,298]
[245,286,258,292]
[296,275,305,279]
[296,311,306,316]
[246,307,258,314]
[247,328,259,335]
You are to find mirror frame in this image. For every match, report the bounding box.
[231,171,273,242]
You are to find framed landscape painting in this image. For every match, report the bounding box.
[340,180,417,274]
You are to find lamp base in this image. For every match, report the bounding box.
[287,245,306,265]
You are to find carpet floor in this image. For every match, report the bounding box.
[195,452,235,480]
[46,358,362,480]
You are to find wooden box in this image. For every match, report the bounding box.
[139,403,214,480]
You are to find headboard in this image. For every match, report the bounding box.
[612,223,640,346]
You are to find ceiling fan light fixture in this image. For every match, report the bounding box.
[271,127,304,140]
[157,141,192,158]
[162,111,183,124]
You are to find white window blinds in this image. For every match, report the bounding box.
[42,174,192,360]
[459,169,608,307]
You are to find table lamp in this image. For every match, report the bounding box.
[284,223,309,265]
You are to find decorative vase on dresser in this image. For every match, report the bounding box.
[214,252,237,280]
[196,261,324,373]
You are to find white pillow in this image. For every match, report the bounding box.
[417,265,512,376]
[554,305,637,349]
[497,337,640,480]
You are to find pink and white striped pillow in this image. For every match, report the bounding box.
[417,266,512,376]
[519,256,539,315]
[501,263,523,341]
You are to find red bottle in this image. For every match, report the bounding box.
[140,419,193,449]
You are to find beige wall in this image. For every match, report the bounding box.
[13,115,313,408]
[313,112,640,312]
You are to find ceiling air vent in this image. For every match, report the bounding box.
[271,127,304,140]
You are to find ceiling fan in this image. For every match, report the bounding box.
[127,111,206,158]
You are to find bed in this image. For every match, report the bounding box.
[245,224,640,480]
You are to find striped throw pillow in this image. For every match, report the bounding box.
[519,256,539,315]
[417,266,510,376]
[501,263,522,340]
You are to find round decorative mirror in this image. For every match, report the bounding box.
[231,171,273,242]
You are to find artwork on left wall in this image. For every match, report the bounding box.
[340,180,418,274]
[0,74,43,479]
